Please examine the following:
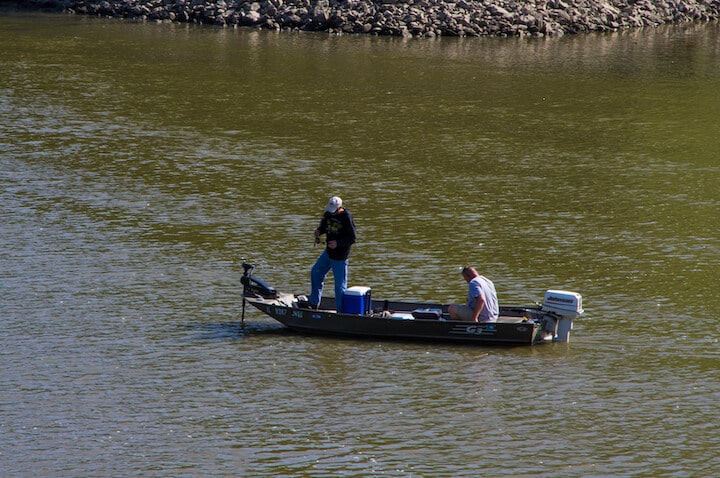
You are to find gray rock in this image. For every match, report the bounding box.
[24,0,720,37]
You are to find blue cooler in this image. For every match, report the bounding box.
[342,286,371,315]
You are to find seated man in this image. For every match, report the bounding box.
[448,266,499,322]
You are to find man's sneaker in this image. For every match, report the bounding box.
[296,296,318,310]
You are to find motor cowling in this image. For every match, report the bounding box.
[541,290,583,342]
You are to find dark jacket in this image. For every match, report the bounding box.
[317,208,357,260]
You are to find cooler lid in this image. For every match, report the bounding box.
[344,286,371,296]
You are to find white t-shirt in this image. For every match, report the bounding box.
[467,276,499,322]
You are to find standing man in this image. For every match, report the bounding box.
[448,266,499,322]
[307,196,357,312]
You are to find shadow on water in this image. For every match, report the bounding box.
[181,320,289,342]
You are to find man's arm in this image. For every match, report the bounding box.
[315,215,328,238]
[337,212,357,248]
[471,294,486,322]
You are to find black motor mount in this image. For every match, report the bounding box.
[241,262,278,299]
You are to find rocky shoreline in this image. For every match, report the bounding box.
[16,0,720,37]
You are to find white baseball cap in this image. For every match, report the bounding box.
[325,196,342,213]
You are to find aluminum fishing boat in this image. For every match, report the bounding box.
[241,263,583,346]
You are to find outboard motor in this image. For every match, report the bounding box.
[240,262,278,299]
[541,290,584,342]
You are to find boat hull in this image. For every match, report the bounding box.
[245,296,550,346]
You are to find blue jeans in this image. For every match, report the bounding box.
[310,250,348,312]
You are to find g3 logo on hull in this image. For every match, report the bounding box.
[464,324,496,335]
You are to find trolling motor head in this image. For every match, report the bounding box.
[240,261,278,299]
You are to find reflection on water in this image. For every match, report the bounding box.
[1,10,719,476]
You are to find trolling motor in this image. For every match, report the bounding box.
[240,262,278,299]
[240,261,278,328]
